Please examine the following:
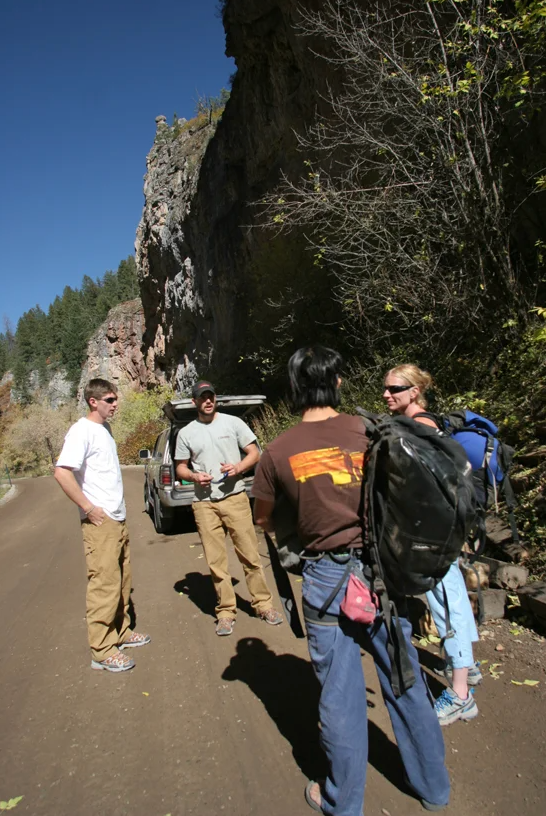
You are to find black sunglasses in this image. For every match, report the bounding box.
[100,397,118,404]
[384,384,413,394]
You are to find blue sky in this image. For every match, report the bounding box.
[0,0,234,331]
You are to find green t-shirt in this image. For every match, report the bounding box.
[175,412,257,502]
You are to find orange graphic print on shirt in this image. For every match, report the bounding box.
[289,447,365,486]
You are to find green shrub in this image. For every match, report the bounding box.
[251,401,299,447]
[117,419,168,465]
[0,399,80,475]
[110,386,174,445]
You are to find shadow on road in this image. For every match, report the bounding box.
[129,592,137,629]
[413,647,447,698]
[175,573,218,617]
[222,637,327,780]
[221,637,409,792]
[174,574,256,620]
[142,507,199,536]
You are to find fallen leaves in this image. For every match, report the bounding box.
[0,798,24,811]
[142,692,150,697]
[488,663,504,680]
[418,633,441,647]
[511,679,540,687]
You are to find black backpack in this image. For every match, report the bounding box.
[357,410,478,696]
[359,410,478,596]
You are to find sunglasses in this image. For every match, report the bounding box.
[384,384,413,394]
[100,397,118,404]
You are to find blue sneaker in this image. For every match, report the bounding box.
[434,687,479,726]
[434,661,483,686]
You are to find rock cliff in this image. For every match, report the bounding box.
[2,369,73,410]
[77,298,148,406]
[136,0,341,391]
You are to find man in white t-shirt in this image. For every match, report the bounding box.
[55,378,150,673]
[175,381,282,636]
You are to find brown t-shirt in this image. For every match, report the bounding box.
[252,413,368,552]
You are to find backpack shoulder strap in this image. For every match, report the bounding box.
[412,411,443,431]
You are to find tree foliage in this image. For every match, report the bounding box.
[0,400,80,475]
[110,385,174,446]
[263,0,546,387]
[9,256,139,396]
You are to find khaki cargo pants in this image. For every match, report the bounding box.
[192,491,273,620]
[81,516,132,661]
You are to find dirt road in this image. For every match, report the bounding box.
[1,471,544,816]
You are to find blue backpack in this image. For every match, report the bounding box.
[416,409,519,557]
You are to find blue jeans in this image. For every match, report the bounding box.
[303,555,450,816]
[426,560,479,669]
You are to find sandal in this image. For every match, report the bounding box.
[120,631,151,649]
[91,651,135,673]
[305,781,323,813]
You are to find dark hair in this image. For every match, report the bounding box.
[84,378,117,406]
[288,345,343,411]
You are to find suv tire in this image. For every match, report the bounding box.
[153,490,174,534]
[144,482,152,515]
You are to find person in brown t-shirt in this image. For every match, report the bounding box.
[254,412,367,553]
[252,346,449,816]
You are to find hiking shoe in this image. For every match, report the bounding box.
[216,618,235,636]
[258,608,283,626]
[119,632,151,649]
[434,687,478,726]
[91,651,135,673]
[434,661,483,686]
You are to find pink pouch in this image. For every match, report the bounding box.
[340,574,377,624]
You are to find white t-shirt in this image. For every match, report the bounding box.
[56,417,126,521]
[175,412,257,502]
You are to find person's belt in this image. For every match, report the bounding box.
[301,546,363,562]
[302,597,339,625]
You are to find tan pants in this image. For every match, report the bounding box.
[81,516,132,661]
[192,491,273,620]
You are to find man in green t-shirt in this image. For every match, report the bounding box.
[175,381,282,636]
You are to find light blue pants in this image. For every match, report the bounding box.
[426,560,479,669]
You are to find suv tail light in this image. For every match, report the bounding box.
[160,465,173,486]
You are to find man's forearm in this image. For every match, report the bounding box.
[238,445,260,475]
[54,467,94,513]
[175,463,196,482]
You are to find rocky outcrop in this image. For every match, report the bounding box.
[33,370,72,409]
[2,369,72,410]
[136,0,340,390]
[77,298,149,406]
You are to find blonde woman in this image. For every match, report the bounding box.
[383,364,481,726]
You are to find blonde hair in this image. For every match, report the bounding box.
[387,364,433,408]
